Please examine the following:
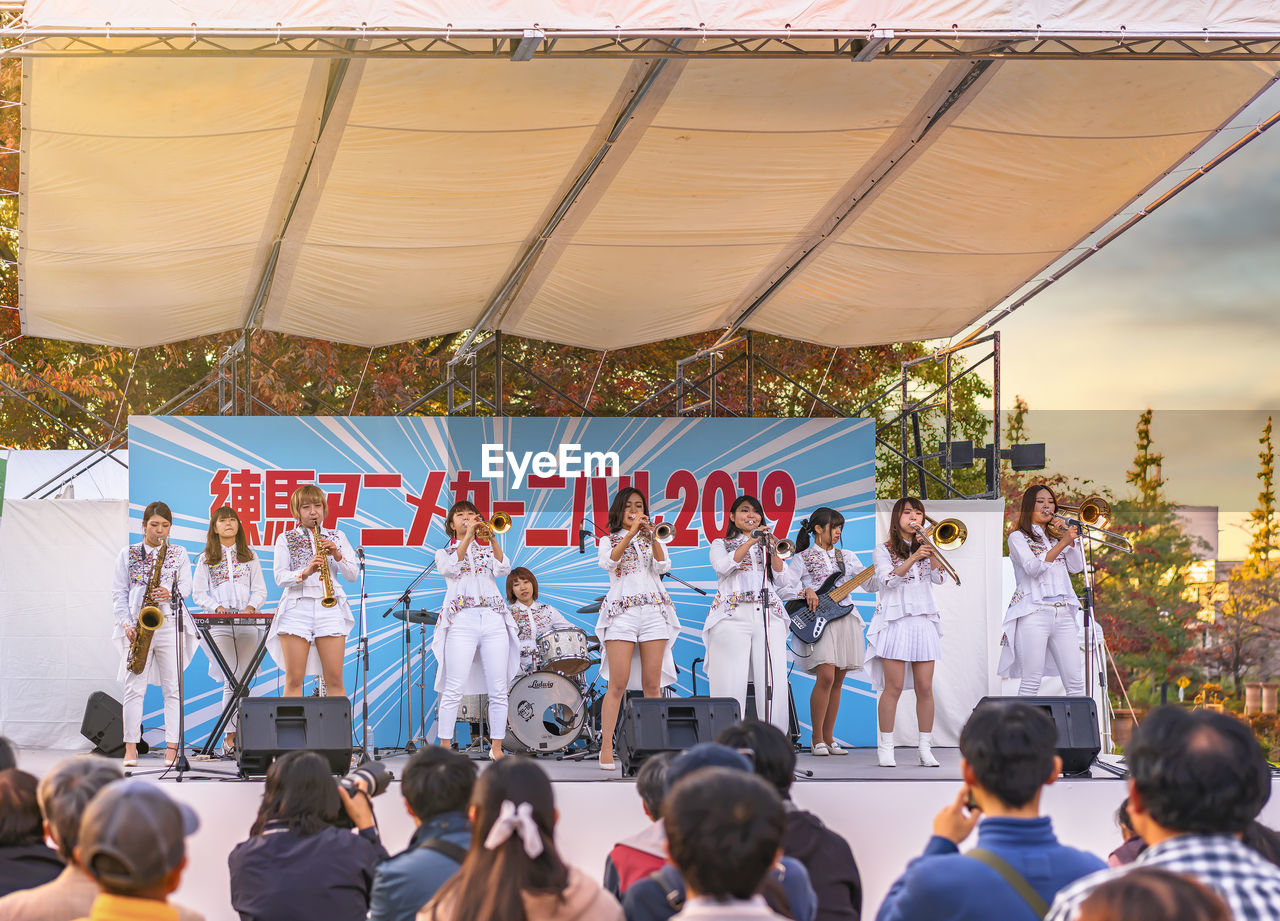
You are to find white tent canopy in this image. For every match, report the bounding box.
[14,2,1280,351]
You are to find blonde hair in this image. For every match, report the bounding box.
[289,484,328,521]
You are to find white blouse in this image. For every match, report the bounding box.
[596,532,673,621]
[509,601,573,671]
[111,542,195,635]
[272,525,359,603]
[872,541,943,622]
[194,550,268,615]
[707,536,798,632]
[786,545,873,605]
[434,540,512,625]
[1005,525,1084,619]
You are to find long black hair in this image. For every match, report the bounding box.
[607,487,648,534]
[794,507,845,553]
[249,751,343,837]
[725,495,765,540]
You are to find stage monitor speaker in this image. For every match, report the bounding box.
[80,692,148,758]
[744,680,802,747]
[615,696,741,777]
[975,696,1101,776]
[237,697,352,776]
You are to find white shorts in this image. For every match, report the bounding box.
[276,597,350,643]
[605,604,670,644]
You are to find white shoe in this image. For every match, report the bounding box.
[828,742,848,756]
[812,742,830,756]
[877,731,896,767]
[918,732,941,767]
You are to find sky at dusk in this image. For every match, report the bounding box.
[987,82,1280,560]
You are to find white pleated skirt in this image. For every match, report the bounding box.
[867,614,941,663]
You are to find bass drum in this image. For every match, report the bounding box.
[503,671,585,754]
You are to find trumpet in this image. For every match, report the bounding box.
[750,527,795,560]
[653,521,675,544]
[474,510,513,540]
[912,515,967,586]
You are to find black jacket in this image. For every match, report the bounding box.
[228,823,387,921]
[0,844,64,898]
[785,806,862,921]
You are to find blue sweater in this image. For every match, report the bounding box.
[875,817,1105,921]
[367,812,472,921]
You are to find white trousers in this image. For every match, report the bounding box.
[707,608,790,735]
[122,626,181,744]
[1016,605,1085,696]
[438,609,511,740]
[209,626,263,715]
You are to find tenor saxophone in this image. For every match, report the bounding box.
[311,523,338,608]
[126,540,167,674]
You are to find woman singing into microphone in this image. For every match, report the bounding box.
[193,505,267,754]
[272,485,359,700]
[595,487,679,771]
[432,501,520,760]
[865,497,949,768]
[705,495,797,736]
[999,484,1085,696]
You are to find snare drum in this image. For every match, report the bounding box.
[504,671,585,753]
[537,627,591,676]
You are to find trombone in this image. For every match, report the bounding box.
[475,510,513,540]
[1050,496,1132,553]
[912,515,967,586]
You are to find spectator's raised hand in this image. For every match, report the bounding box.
[932,787,981,844]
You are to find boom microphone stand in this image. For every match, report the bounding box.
[354,547,371,764]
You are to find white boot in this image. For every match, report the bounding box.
[918,732,941,767]
[877,731,896,767]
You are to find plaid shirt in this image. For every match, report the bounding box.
[1047,834,1280,921]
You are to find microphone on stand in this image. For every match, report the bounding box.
[578,523,593,555]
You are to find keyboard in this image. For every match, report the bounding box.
[193,610,274,627]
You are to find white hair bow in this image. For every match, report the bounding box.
[483,800,544,858]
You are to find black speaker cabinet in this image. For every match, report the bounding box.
[80,691,148,758]
[237,697,352,776]
[744,680,802,747]
[975,696,1102,776]
[615,696,741,777]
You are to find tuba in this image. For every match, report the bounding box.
[126,540,167,674]
[311,523,338,608]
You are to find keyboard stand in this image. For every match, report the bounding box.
[195,618,272,757]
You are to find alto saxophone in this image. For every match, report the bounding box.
[311,523,338,608]
[127,540,167,674]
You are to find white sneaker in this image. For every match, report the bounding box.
[918,732,941,767]
[877,731,896,767]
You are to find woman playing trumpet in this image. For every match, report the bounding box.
[866,496,951,768]
[272,485,359,699]
[705,494,798,736]
[999,484,1085,696]
[595,486,679,771]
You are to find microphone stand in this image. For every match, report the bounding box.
[153,570,223,782]
[756,533,777,727]
[380,560,438,753]
[355,546,371,764]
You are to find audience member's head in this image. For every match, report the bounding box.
[76,779,198,901]
[38,756,123,861]
[249,751,343,836]
[401,746,477,825]
[428,758,568,921]
[959,701,1059,810]
[0,769,45,848]
[1116,798,1137,840]
[1243,820,1280,869]
[716,720,797,799]
[663,742,753,793]
[1076,867,1231,921]
[1127,706,1270,837]
[0,737,15,771]
[634,752,674,821]
[663,768,785,902]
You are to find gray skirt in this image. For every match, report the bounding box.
[801,608,865,672]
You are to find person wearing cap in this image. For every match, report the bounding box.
[0,756,205,921]
[70,778,200,921]
[621,744,817,921]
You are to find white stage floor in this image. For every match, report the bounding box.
[15,745,1276,921]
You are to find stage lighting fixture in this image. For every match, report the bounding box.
[936,440,975,468]
[1009,443,1046,471]
[511,29,544,61]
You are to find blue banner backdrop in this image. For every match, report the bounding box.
[127,416,877,749]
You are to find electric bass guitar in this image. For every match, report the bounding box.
[785,564,876,644]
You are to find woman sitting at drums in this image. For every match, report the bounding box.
[507,566,573,674]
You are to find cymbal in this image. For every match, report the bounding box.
[577,596,605,615]
[393,608,439,625]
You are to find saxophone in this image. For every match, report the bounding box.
[126,540,167,674]
[311,523,338,608]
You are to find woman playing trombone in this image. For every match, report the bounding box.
[866,496,951,768]
[999,484,1085,696]
[705,494,798,736]
[595,487,679,771]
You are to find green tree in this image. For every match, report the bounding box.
[1005,395,1029,446]
[1092,409,1204,699]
